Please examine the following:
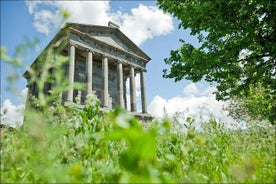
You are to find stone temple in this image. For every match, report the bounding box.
[23,22,151,119]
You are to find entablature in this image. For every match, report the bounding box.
[69,36,146,70]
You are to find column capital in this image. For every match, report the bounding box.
[140,68,147,72]
[129,64,137,69]
[117,60,123,64]
[86,48,94,53]
[68,40,78,47]
[102,54,109,59]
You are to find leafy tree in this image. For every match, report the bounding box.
[228,84,276,124]
[157,0,275,122]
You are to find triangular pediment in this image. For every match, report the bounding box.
[67,23,151,62]
[90,33,134,54]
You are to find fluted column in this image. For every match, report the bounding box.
[140,69,147,113]
[129,66,137,112]
[67,44,75,103]
[102,55,109,107]
[86,50,93,96]
[117,61,124,108]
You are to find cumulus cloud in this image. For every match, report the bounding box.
[183,83,199,96]
[148,83,245,130]
[111,4,174,45]
[26,1,112,35]
[25,1,174,45]
[33,9,62,35]
[1,88,27,128]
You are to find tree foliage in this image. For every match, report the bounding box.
[228,84,276,124]
[157,0,276,102]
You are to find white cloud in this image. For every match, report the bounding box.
[33,9,62,35]
[147,95,167,118]
[26,1,111,35]
[25,1,174,45]
[26,1,38,14]
[25,1,52,15]
[54,1,111,26]
[111,4,174,45]
[183,83,199,96]
[1,88,27,128]
[148,84,245,130]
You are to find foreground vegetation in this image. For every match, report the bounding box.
[1,98,275,183]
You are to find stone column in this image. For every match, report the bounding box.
[123,75,127,109]
[25,85,31,109]
[140,69,147,113]
[117,61,124,108]
[102,55,109,107]
[31,83,35,96]
[67,44,75,103]
[86,50,93,96]
[129,66,137,112]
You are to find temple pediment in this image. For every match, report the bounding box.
[91,34,133,54]
[67,23,151,62]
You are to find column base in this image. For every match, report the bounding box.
[131,112,153,121]
[64,101,74,106]
[101,92,112,109]
[87,90,98,100]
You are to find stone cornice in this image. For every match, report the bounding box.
[69,39,146,70]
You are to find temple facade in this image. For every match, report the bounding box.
[24,22,151,117]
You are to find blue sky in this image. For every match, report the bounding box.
[1,1,240,128]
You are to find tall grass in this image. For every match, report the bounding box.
[1,101,275,183]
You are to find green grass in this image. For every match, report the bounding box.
[1,101,275,183]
